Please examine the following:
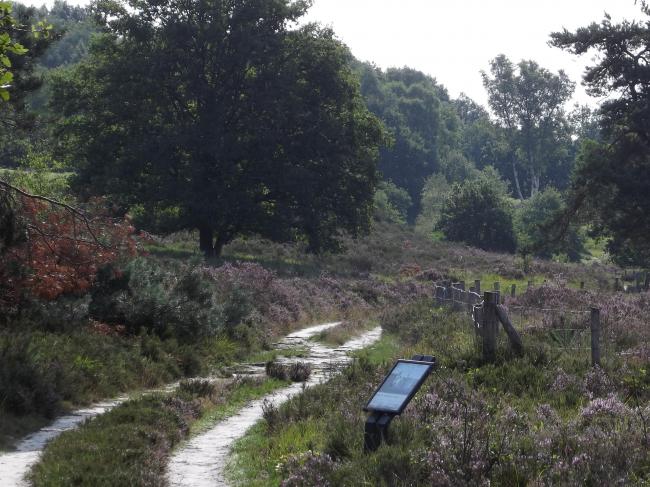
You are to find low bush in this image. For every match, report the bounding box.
[288,362,312,382]
[265,361,312,383]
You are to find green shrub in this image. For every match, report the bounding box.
[438,167,517,253]
[0,335,61,418]
[89,258,225,342]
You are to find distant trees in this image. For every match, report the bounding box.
[437,168,517,253]
[482,55,574,199]
[514,187,584,262]
[51,0,385,257]
[358,64,459,221]
[0,3,52,166]
[551,4,650,266]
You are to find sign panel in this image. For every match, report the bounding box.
[364,360,434,414]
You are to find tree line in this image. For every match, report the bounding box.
[1,0,649,268]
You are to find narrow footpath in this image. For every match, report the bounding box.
[0,321,380,487]
[167,322,382,487]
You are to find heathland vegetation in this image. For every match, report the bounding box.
[1,0,650,485]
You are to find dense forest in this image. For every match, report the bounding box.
[2,1,650,486]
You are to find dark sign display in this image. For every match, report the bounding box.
[364,359,434,414]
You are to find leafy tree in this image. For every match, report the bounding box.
[0,180,136,306]
[514,187,584,261]
[373,180,412,224]
[0,2,52,167]
[482,55,574,199]
[415,173,450,236]
[357,63,461,221]
[437,167,516,253]
[551,4,650,266]
[38,1,95,69]
[51,0,385,257]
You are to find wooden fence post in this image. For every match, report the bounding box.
[580,281,585,290]
[474,279,481,295]
[482,292,499,363]
[615,277,621,292]
[527,280,533,291]
[510,284,516,298]
[496,305,524,355]
[590,307,601,367]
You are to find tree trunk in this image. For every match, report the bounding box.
[214,232,229,258]
[512,161,524,200]
[530,171,540,197]
[199,224,215,258]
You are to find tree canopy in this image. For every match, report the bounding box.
[51,0,386,257]
[357,63,460,221]
[482,55,574,199]
[437,168,517,253]
[551,4,650,266]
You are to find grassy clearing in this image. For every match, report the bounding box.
[227,298,647,486]
[29,376,288,487]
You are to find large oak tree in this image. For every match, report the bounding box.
[51,0,385,257]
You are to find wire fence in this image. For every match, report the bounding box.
[432,280,602,365]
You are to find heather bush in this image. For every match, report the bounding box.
[279,452,337,487]
[266,361,289,381]
[178,379,217,399]
[265,361,312,383]
[288,362,312,382]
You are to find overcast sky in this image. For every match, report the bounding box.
[23,0,648,108]
[301,0,647,108]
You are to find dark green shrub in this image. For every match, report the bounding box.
[438,168,517,253]
[89,258,225,342]
[0,335,61,418]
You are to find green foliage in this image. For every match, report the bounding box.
[51,0,386,257]
[373,180,411,224]
[514,187,585,261]
[1,156,71,199]
[30,376,286,486]
[89,259,225,342]
[0,1,28,102]
[551,10,650,267]
[358,63,462,221]
[482,54,575,198]
[0,2,53,168]
[415,173,450,235]
[438,168,517,253]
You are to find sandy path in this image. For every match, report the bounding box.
[0,322,353,487]
[167,324,382,487]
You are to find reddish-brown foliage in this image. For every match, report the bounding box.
[1,194,137,303]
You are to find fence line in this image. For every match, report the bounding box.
[432,279,601,366]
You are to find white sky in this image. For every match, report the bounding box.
[23,0,648,108]
[301,0,646,108]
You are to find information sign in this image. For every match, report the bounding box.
[364,359,434,415]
